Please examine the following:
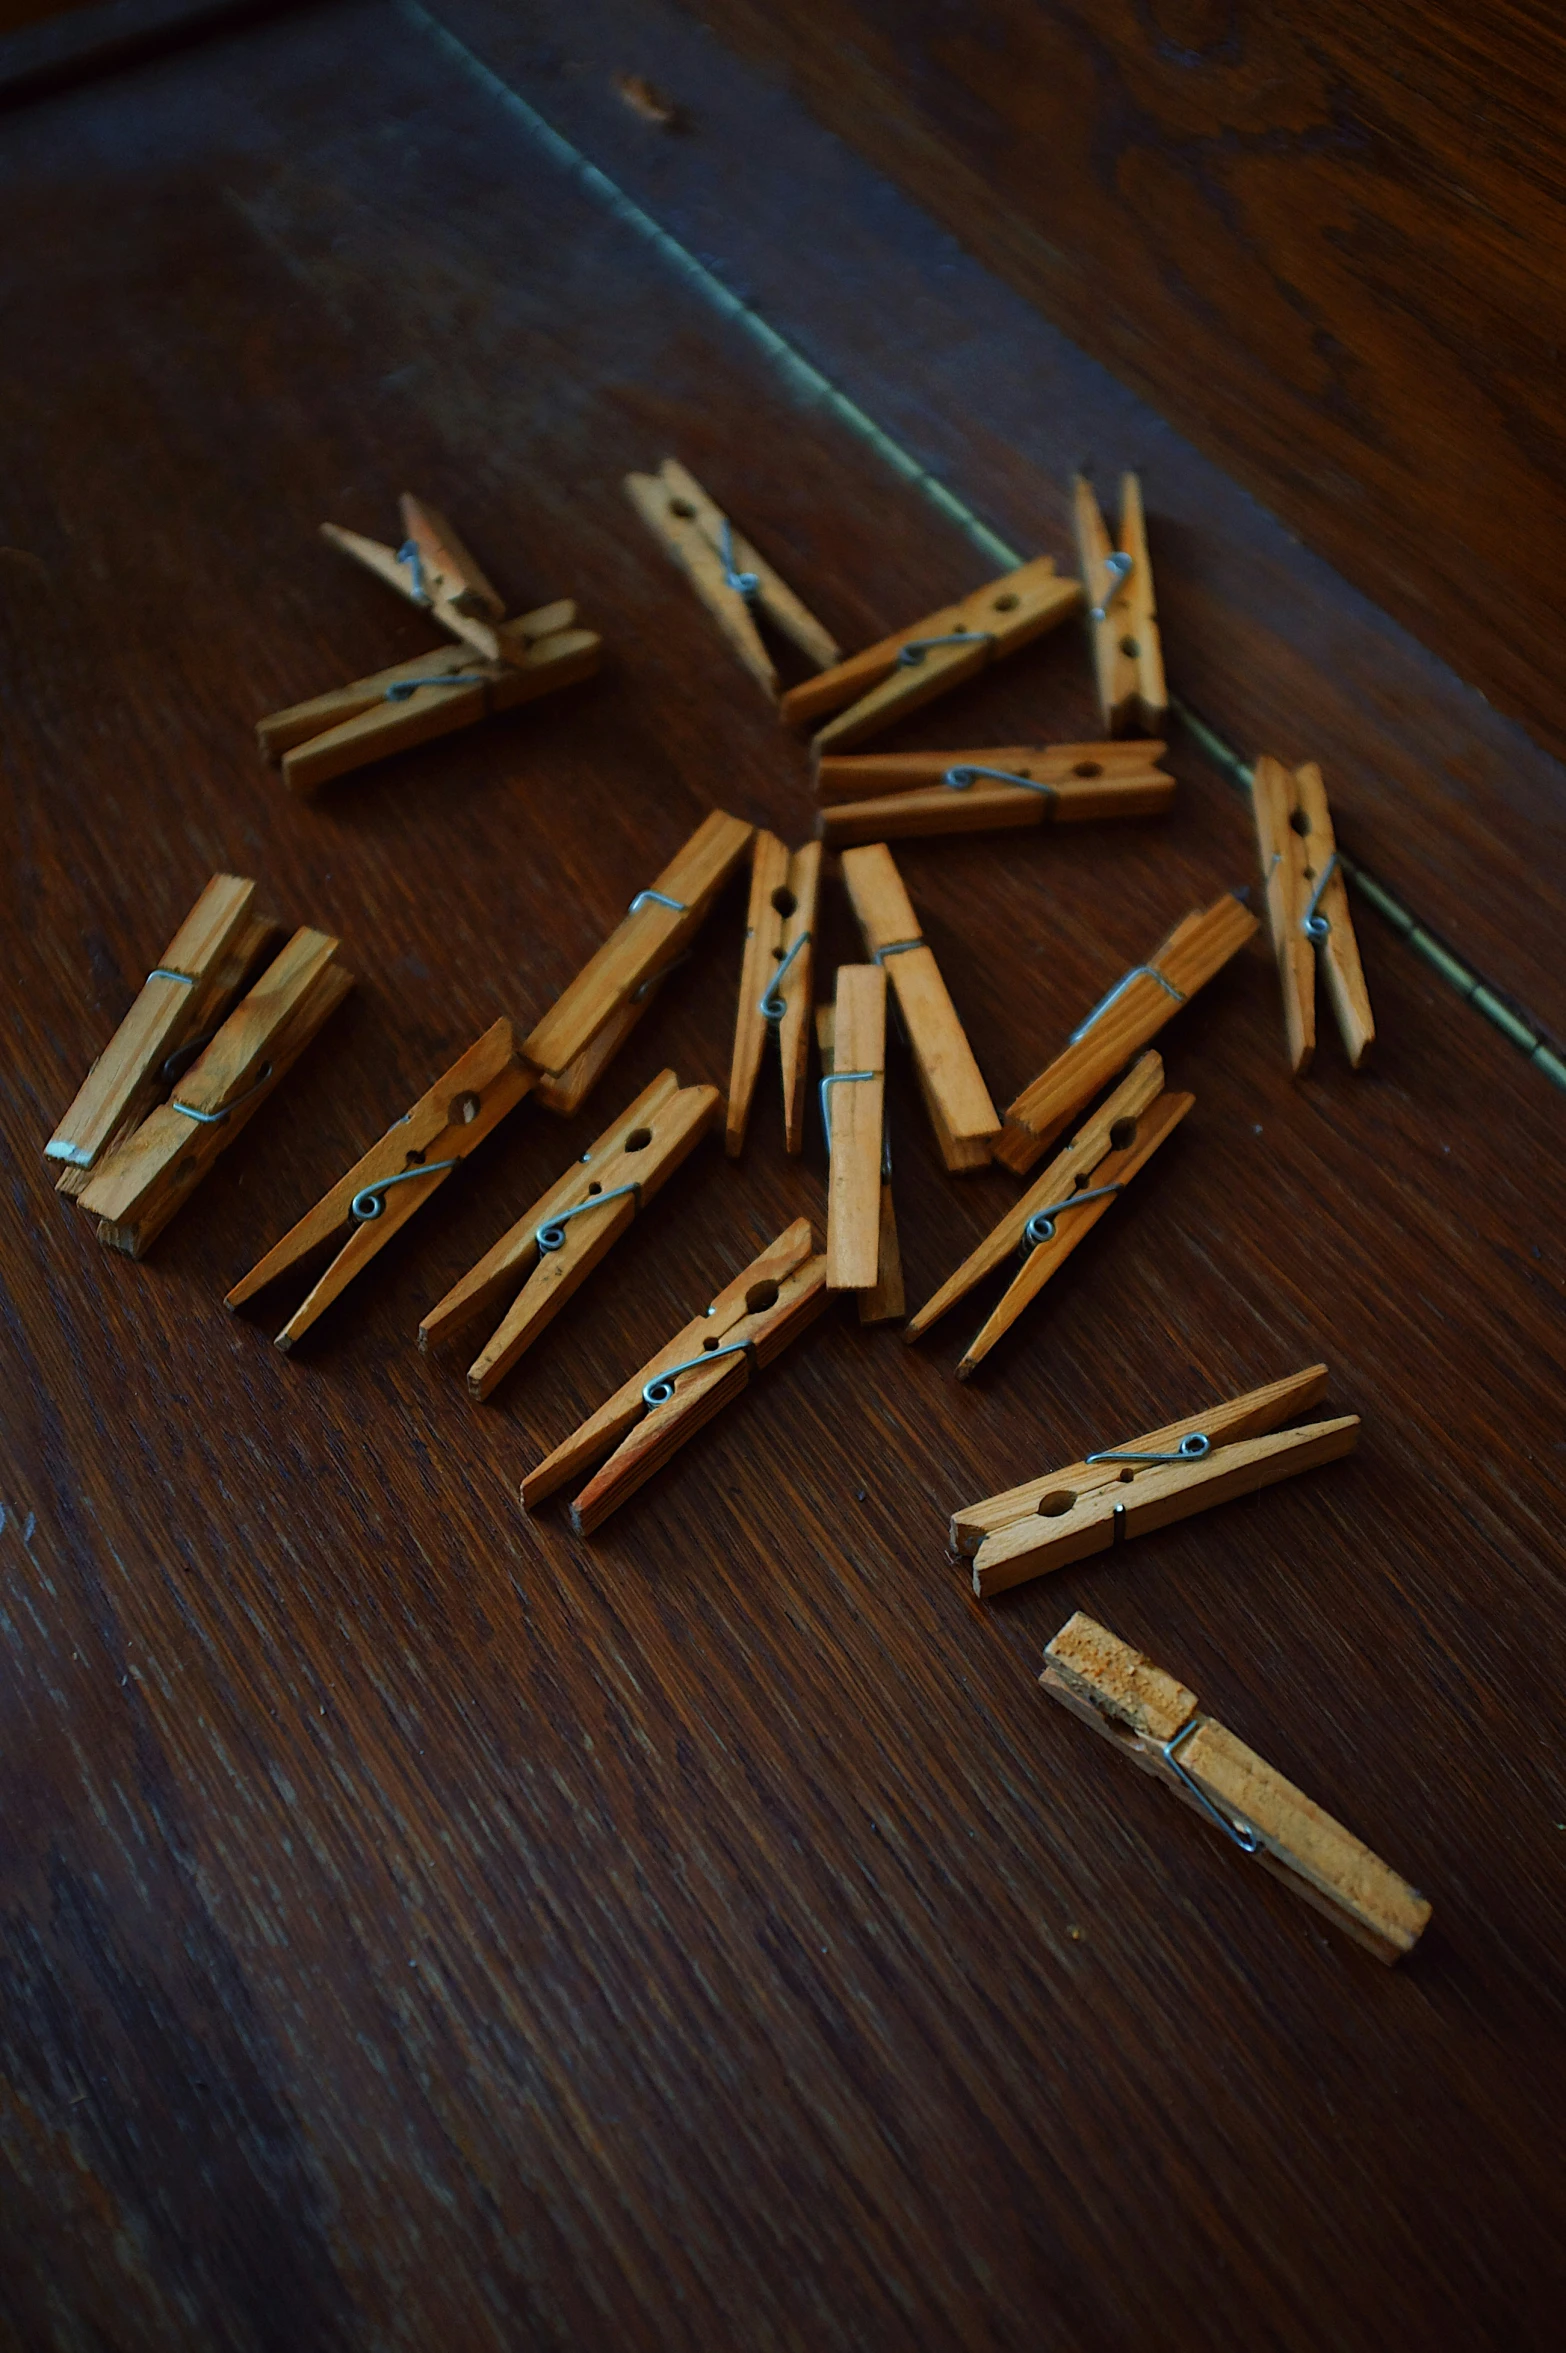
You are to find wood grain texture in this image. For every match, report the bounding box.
[685,0,1566,763]
[2,4,1565,2347]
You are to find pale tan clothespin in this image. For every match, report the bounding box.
[258,494,599,794]
[225,1018,534,1349]
[1251,756,1374,1075]
[780,559,1082,753]
[840,842,1000,1172]
[995,891,1256,1174]
[815,740,1175,847]
[727,833,821,1156]
[625,459,841,699]
[1040,1611,1431,1963]
[818,1003,903,1324]
[951,1365,1358,1594]
[76,928,353,1257]
[1073,473,1166,736]
[523,810,755,1117]
[46,874,278,1192]
[907,1052,1189,1375]
[822,966,887,1295]
[520,1217,828,1532]
[419,1070,719,1399]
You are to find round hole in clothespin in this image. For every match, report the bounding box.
[623,1128,652,1153]
[1117,1469,1135,1485]
[670,498,696,519]
[1289,807,1312,836]
[1072,759,1102,778]
[744,1279,779,1313]
[770,885,797,917]
[450,1091,480,1125]
[993,592,1019,612]
[1119,635,1140,658]
[1036,1490,1076,1518]
[586,1181,602,1195]
[1108,1116,1138,1150]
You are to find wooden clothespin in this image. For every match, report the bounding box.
[258,494,599,794]
[726,833,821,1156]
[907,1052,1189,1375]
[225,1018,534,1349]
[815,741,1175,847]
[520,1217,828,1533]
[75,929,353,1257]
[46,874,283,1191]
[840,842,1000,1171]
[524,810,755,1117]
[1040,1611,1431,1962]
[624,459,841,699]
[1073,473,1166,736]
[779,558,1082,754]
[995,891,1256,1174]
[419,1070,719,1399]
[818,1003,903,1324]
[1252,756,1374,1075]
[322,493,507,661]
[822,965,888,1295]
[951,1365,1359,1594]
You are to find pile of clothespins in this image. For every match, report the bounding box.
[44,463,1423,1966]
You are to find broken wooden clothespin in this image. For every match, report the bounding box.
[823,965,888,1297]
[951,1364,1358,1594]
[47,874,278,1191]
[523,809,755,1117]
[814,740,1175,847]
[818,1002,903,1324]
[520,1217,828,1533]
[907,1051,1189,1375]
[225,1017,534,1349]
[1252,756,1374,1075]
[1073,472,1166,736]
[779,558,1082,753]
[258,494,599,794]
[727,833,821,1156]
[625,459,841,698]
[840,841,1000,1172]
[75,928,353,1258]
[1040,1611,1430,1962]
[419,1069,719,1399]
[995,890,1256,1174]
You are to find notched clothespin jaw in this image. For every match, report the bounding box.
[1073,472,1167,737]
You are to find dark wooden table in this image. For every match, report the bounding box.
[3,5,1563,2346]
